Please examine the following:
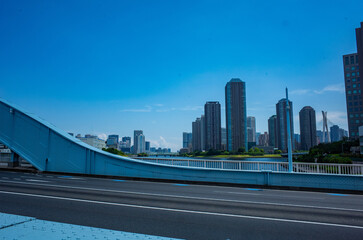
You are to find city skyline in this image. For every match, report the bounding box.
[1,1,362,151]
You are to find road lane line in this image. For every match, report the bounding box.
[0,190,363,230]
[25,179,49,183]
[0,179,361,213]
[214,191,261,196]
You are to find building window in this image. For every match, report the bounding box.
[357,55,359,64]
[352,78,356,82]
[349,102,353,106]
[348,90,352,94]
[352,66,356,70]
[351,56,355,64]
[353,90,357,93]
[353,84,357,88]
[352,72,356,77]
[345,56,350,65]
[347,73,351,77]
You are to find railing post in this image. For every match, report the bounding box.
[339,165,341,175]
[317,164,320,173]
[222,161,224,169]
[239,162,241,170]
[257,162,260,171]
[204,161,206,168]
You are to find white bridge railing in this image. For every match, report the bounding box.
[134,157,363,175]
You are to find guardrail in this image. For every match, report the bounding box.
[134,157,363,175]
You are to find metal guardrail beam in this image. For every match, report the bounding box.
[134,157,363,175]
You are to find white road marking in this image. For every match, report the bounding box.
[214,191,261,196]
[214,191,325,200]
[25,179,49,183]
[0,190,362,230]
[1,177,9,179]
[0,179,361,213]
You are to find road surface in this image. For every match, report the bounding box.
[0,170,362,239]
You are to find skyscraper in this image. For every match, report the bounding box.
[121,136,131,148]
[204,101,221,150]
[299,106,317,151]
[221,128,227,150]
[247,116,256,143]
[192,118,202,151]
[133,130,143,154]
[182,132,193,149]
[268,115,278,148]
[344,22,362,139]
[136,134,145,154]
[276,98,294,152]
[200,115,206,151]
[106,135,119,149]
[225,78,247,152]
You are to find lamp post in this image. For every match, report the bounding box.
[286,88,293,172]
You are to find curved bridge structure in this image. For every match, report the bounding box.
[1,98,363,191]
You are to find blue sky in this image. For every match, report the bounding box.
[1,0,362,151]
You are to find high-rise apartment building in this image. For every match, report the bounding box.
[247,116,256,143]
[344,22,362,139]
[200,115,206,151]
[182,132,193,149]
[192,117,202,151]
[299,106,317,151]
[276,98,294,152]
[225,78,247,152]
[258,132,269,147]
[145,141,150,152]
[221,128,227,150]
[136,134,145,154]
[204,101,221,150]
[133,130,143,154]
[268,115,278,148]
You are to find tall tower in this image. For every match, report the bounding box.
[247,116,256,143]
[192,117,202,151]
[225,78,247,152]
[133,130,143,154]
[343,22,362,139]
[204,101,221,150]
[299,106,317,150]
[322,111,331,143]
[276,98,294,152]
[268,115,278,148]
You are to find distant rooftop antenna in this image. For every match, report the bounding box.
[322,111,331,143]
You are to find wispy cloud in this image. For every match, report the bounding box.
[179,106,203,111]
[313,84,345,94]
[290,83,345,96]
[120,105,152,112]
[120,105,203,113]
[290,89,310,95]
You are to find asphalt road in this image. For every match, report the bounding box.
[0,170,363,240]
